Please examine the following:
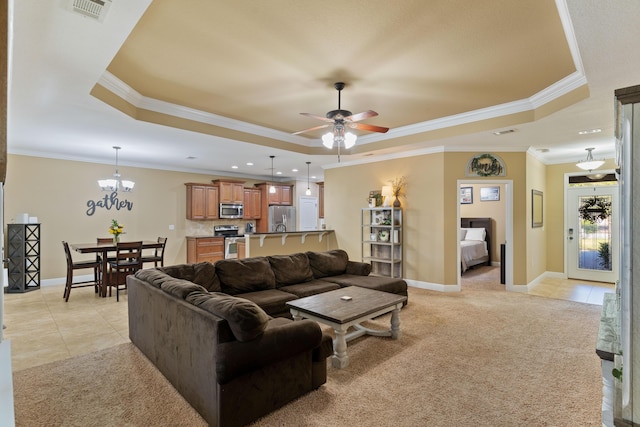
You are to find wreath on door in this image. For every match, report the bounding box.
[578,196,612,223]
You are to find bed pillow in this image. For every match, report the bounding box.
[465,227,486,241]
[459,229,467,241]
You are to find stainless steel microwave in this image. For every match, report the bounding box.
[219,203,244,219]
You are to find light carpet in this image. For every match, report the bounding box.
[13,275,603,426]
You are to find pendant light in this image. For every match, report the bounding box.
[576,148,605,171]
[98,146,135,192]
[305,161,311,196]
[269,155,276,194]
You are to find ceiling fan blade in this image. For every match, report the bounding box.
[349,122,390,133]
[345,110,378,122]
[300,112,334,123]
[292,123,331,135]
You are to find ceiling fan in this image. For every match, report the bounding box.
[293,82,389,151]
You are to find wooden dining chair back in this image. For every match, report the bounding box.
[108,241,143,301]
[142,237,168,267]
[62,241,101,302]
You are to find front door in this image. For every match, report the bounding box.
[567,186,618,283]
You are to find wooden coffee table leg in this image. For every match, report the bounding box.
[390,308,402,339]
[332,326,349,369]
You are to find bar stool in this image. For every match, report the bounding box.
[62,241,101,302]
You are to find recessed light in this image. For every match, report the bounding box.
[292,168,299,172]
[186,156,197,160]
[493,129,517,136]
[276,171,282,175]
[231,165,238,169]
[537,148,550,153]
[578,128,602,135]
[311,175,317,179]
[246,162,254,166]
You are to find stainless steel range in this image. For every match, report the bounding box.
[214,225,243,259]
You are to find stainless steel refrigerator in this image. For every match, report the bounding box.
[268,206,296,232]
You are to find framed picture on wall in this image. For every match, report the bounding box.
[480,186,500,201]
[460,187,473,204]
[532,190,543,228]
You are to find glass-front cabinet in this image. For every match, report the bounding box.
[361,207,402,278]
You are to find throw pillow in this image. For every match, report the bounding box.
[465,227,486,241]
[267,253,313,286]
[186,291,269,342]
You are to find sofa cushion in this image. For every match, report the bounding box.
[215,257,276,295]
[160,279,208,300]
[279,279,341,298]
[321,274,408,296]
[267,253,314,286]
[238,289,299,317]
[216,317,321,384]
[306,249,349,278]
[186,291,269,342]
[157,262,221,292]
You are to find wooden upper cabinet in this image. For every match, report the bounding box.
[266,184,294,205]
[186,183,219,220]
[212,179,245,204]
[243,188,262,219]
[317,182,324,218]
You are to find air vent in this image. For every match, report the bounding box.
[69,0,112,23]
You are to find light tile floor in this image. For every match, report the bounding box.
[2,275,615,372]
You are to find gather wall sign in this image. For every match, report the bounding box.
[86,191,134,216]
[465,153,506,177]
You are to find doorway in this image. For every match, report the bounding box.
[457,180,513,289]
[566,184,619,283]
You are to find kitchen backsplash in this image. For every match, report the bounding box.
[186,219,255,236]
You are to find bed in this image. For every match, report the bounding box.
[460,217,492,273]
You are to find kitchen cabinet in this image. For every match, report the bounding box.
[243,188,262,219]
[186,183,219,220]
[186,236,224,263]
[361,207,403,278]
[317,182,324,218]
[212,179,245,203]
[267,184,293,205]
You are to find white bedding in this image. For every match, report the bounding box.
[460,240,488,272]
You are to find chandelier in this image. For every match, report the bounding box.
[98,146,135,192]
[576,148,605,171]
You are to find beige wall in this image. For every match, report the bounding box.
[324,151,529,287]
[526,153,547,282]
[4,154,273,280]
[545,158,618,274]
[459,183,506,262]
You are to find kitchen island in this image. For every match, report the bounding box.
[239,230,337,258]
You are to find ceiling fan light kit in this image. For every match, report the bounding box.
[295,82,389,158]
[269,155,276,194]
[576,147,605,171]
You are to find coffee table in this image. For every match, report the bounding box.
[286,286,407,369]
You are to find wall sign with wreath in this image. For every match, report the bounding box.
[465,153,506,177]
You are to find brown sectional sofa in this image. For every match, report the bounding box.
[127,249,408,427]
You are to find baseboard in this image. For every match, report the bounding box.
[406,279,460,292]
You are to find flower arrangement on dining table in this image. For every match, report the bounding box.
[109,219,124,244]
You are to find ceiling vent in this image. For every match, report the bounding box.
[68,0,112,23]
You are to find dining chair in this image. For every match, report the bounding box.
[62,241,101,302]
[108,241,143,301]
[142,237,168,267]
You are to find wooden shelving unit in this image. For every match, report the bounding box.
[361,208,402,278]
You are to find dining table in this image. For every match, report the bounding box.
[69,240,164,297]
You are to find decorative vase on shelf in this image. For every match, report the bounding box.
[393,197,401,208]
